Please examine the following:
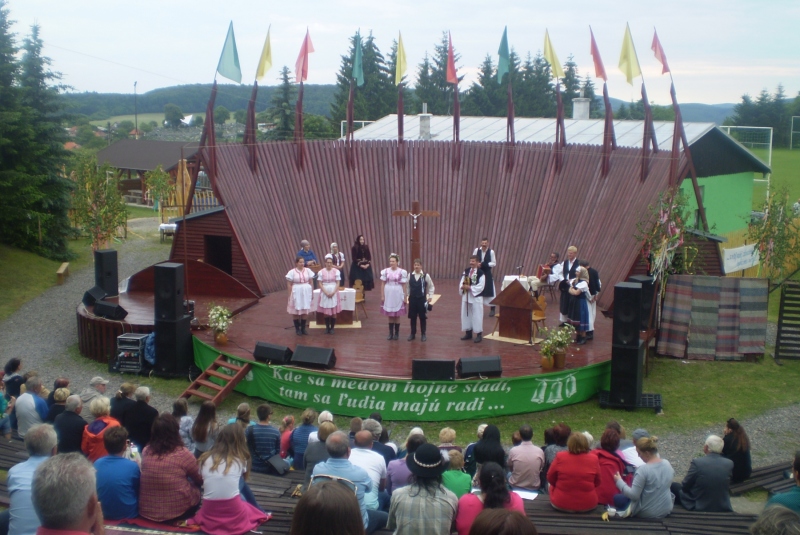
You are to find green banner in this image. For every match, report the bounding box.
[194,339,610,422]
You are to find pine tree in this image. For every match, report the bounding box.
[413,32,462,115]
[560,55,582,118]
[462,55,502,117]
[265,66,295,141]
[517,52,555,118]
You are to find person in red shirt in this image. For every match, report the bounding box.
[592,428,633,506]
[547,432,601,512]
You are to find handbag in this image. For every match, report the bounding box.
[246,425,289,475]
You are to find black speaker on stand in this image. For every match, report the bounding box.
[82,286,107,307]
[94,300,128,320]
[411,360,455,381]
[154,263,184,321]
[628,275,656,331]
[94,249,119,297]
[154,315,193,376]
[457,356,502,378]
[254,342,293,364]
[291,346,336,369]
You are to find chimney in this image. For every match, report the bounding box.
[419,104,431,140]
[572,89,590,120]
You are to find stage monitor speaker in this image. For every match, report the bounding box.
[155,315,193,375]
[457,356,502,378]
[609,340,645,408]
[412,359,455,381]
[291,345,336,369]
[154,263,184,321]
[93,300,128,320]
[628,275,655,331]
[94,249,119,297]
[612,282,643,347]
[254,342,293,364]
[82,286,107,307]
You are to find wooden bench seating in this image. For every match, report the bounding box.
[56,262,70,285]
[730,461,793,496]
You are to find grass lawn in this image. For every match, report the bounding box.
[127,204,159,220]
[752,148,800,209]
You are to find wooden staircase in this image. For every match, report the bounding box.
[776,281,800,360]
[181,354,252,406]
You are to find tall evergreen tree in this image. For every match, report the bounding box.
[265,66,295,141]
[461,55,502,116]
[560,55,582,118]
[413,32,462,115]
[517,52,555,118]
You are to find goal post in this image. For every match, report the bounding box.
[719,125,772,201]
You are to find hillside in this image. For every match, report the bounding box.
[607,97,735,124]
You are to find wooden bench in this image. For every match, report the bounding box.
[56,262,70,285]
[730,462,793,496]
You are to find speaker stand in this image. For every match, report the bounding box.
[598,391,662,413]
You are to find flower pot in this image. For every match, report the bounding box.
[214,331,228,345]
[541,355,554,371]
[554,348,567,369]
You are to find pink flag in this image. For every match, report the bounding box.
[446,32,457,84]
[590,28,607,81]
[295,29,315,83]
[651,29,670,75]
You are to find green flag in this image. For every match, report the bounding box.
[352,31,364,87]
[497,26,509,84]
[216,21,242,83]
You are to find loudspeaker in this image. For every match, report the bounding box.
[609,340,645,407]
[613,282,643,347]
[155,315,193,375]
[254,342,293,364]
[82,286,107,307]
[94,249,118,297]
[154,263,184,321]
[411,360,455,381]
[457,356,502,378]
[628,275,656,331]
[93,300,128,320]
[291,345,336,369]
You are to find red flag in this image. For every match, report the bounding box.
[446,32,457,84]
[651,29,670,75]
[295,29,314,83]
[589,27,607,81]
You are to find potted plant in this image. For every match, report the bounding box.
[538,324,576,370]
[208,305,233,345]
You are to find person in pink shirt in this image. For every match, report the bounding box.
[507,424,545,491]
[455,462,525,535]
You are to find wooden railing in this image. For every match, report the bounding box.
[160,190,219,223]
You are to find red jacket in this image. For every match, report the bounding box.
[81,415,121,461]
[547,451,601,512]
[592,448,633,506]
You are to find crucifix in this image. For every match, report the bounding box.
[392,200,440,264]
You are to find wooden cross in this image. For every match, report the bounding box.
[392,200,440,265]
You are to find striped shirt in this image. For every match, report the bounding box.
[247,423,281,473]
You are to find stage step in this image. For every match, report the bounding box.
[181,354,252,407]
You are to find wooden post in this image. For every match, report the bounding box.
[392,200,440,264]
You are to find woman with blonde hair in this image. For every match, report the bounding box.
[613,436,674,518]
[381,253,408,340]
[228,403,254,429]
[318,255,342,334]
[280,414,295,460]
[290,408,318,470]
[567,266,591,345]
[287,256,316,335]
[81,396,121,461]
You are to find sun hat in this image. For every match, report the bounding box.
[406,443,448,478]
[90,376,109,386]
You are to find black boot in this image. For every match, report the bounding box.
[461,330,473,340]
[420,318,427,342]
[586,331,594,340]
[474,332,483,343]
[329,318,335,334]
[301,319,308,335]
[577,336,587,345]
[324,318,331,334]
[294,319,301,335]
[393,324,400,340]
[387,324,394,340]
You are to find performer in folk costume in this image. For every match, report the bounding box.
[317,255,342,334]
[460,255,486,343]
[286,257,315,335]
[329,243,346,288]
[349,235,375,292]
[568,266,591,345]
[559,246,580,324]
[381,253,409,340]
[546,252,563,285]
[580,259,601,340]
[473,238,497,317]
[405,259,435,342]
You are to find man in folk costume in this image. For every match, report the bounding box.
[460,256,486,343]
[473,238,497,317]
[580,259,601,340]
[559,246,580,324]
[405,259,435,342]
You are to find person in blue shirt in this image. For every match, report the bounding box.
[297,240,319,267]
[766,451,800,514]
[5,423,57,535]
[94,426,140,520]
[247,404,282,474]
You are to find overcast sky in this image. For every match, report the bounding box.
[7,0,799,106]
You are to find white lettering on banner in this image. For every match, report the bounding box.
[530,374,578,405]
[723,244,759,273]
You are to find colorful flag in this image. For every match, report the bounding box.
[651,29,670,75]
[543,30,565,79]
[446,32,457,84]
[216,21,242,83]
[619,23,641,85]
[295,29,314,83]
[589,27,607,81]
[497,26,509,84]
[352,31,364,86]
[396,32,407,85]
[255,26,272,81]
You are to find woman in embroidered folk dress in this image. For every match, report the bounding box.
[318,255,342,334]
[568,267,591,345]
[349,235,375,292]
[381,254,408,340]
[329,243,346,288]
[287,257,315,335]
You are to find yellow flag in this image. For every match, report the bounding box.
[256,26,272,81]
[543,30,564,79]
[618,23,641,85]
[395,31,407,86]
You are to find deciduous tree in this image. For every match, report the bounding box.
[164,103,183,128]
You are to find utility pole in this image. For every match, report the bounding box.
[134,81,139,140]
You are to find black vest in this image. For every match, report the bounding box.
[563,258,579,280]
[408,272,427,299]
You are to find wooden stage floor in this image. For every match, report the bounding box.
[200,279,613,379]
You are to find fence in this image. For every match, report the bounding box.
[160,189,219,223]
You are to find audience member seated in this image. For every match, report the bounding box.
[363,418,396,466]
[53,394,87,454]
[81,396,121,462]
[507,424,545,491]
[469,509,538,535]
[279,414,295,459]
[348,417,362,447]
[387,443,458,535]
[229,402,255,429]
[547,432,600,513]
[312,431,387,534]
[94,426,140,520]
[192,400,220,459]
[456,461,526,535]
[443,450,473,498]
[308,410,334,444]
[247,403,282,474]
[511,431,522,447]
[5,424,57,535]
[474,424,506,482]
[110,382,136,422]
[291,408,318,470]
[750,505,800,535]
[592,428,632,506]
[613,436,674,518]
[722,417,752,483]
[3,358,25,400]
[387,432,426,495]
[0,380,13,440]
[290,479,366,535]
[303,421,336,489]
[140,413,203,522]
[620,428,649,468]
[46,377,69,407]
[542,422,571,485]
[172,397,195,453]
[351,430,390,512]
[765,451,800,514]
[31,453,105,535]
[671,434,733,512]
[78,376,108,423]
[464,423,487,478]
[438,427,462,456]
[120,386,158,449]
[187,425,267,535]
[15,376,48,437]
[45,387,69,423]
[606,420,633,450]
